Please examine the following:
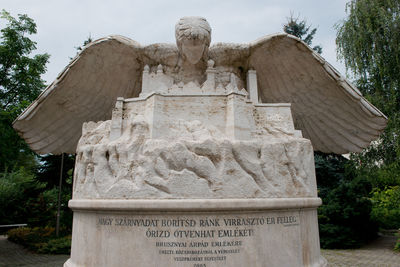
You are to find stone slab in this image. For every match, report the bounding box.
[65,198,327,267]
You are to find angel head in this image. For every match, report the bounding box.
[175,17,211,64]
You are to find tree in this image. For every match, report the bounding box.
[0,10,49,113]
[0,168,45,226]
[315,153,377,248]
[0,11,76,238]
[282,13,380,246]
[336,0,400,230]
[0,10,49,171]
[336,0,400,166]
[283,14,322,54]
[75,36,92,53]
[70,35,93,60]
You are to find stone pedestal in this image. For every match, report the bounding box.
[65,75,327,266]
[12,16,386,267]
[65,199,327,267]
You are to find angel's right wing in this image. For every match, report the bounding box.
[13,36,145,154]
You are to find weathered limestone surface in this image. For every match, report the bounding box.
[74,112,316,199]
[13,19,387,155]
[71,37,314,200]
[12,16,387,267]
[65,200,327,267]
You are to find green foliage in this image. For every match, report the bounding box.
[0,10,49,171]
[283,14,322,54]
[37,235,71,254]
[39,186,72,229]
[0,167,72,229]
[336,0,400,113]
[76,36,92,51]
[7,226,54,245]
[361,162,400,190]
[70,36,93,59]
[37,154,75,188]
[0,11,73,238]
[0,168,45,225]
[7,227,70,254]
[370,186,400,229]
[35,154,74,229]
[0,10,49,112]
[336,0,400,167]
[318,176,377,248]
[395,232,400,252]
[0,109,37,172]
[29,186,72,229]
[336,0,400,230]
[315,153,377,248]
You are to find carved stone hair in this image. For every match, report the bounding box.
[175,17,211,48]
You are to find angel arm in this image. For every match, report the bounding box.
[13,35,145,154]
[248,33,387,154]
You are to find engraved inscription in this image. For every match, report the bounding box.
[96,213,300,265]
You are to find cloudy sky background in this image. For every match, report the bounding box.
[2,0,350,84]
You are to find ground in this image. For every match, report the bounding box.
[322,234,400,267]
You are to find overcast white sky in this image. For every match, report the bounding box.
[2,0,350,84]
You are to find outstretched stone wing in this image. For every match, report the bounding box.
[211,33,387,154]
[249,34,387,153]
[13,36,145,154]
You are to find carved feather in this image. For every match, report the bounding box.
[13,36,145,154]
[247,34,387,153]
[14,33,387,155]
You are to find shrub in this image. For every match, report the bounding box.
[7,226,70,254]
[0,168,73,230]
[395,232,400,252]
[315,153,378,248]
[37,236,71,254]
[318,176,377,248]
[370,186,400,229]
[0,169,45,225]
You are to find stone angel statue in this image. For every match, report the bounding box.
[18,17,385,266]
[13,17,387,155]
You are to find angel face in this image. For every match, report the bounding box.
[181,38,207,64]
[175,17,211,65]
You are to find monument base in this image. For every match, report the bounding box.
[65,198,327,267]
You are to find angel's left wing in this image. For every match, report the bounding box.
[247,33,387,154]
